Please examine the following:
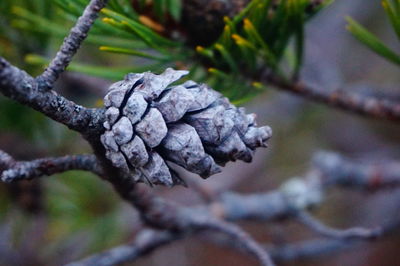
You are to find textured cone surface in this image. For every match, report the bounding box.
[101,68,272,186]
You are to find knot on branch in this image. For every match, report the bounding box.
[100,68,272,186]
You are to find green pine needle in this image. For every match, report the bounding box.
[382,0,400,40]
[346,16,400,66]
[99,46,171,61]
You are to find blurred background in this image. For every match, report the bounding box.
[1,0,400,265]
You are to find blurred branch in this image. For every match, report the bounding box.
[36,0,109,89]
[112,184,275,265]
[183,175,219,203]
[69,219,278,266]
[215,175,322,221]
[68,149,400,265]
[314,151,400,190]
[66,229,181,266]
[0,150,15,172]
[295,211,381,240]
[269,209,400,262]
[0,150,101,182]
[267,238,354,262]
[189,217,275,266]
[215,151,400,223]
[266,74,400,122]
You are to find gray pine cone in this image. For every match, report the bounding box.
[101,68,272,186]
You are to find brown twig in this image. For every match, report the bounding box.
[266,75,400,122]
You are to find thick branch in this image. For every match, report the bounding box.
[0,150,101,182]
[36,0,109,89]
[266,75,400,121]
[0,57,105,135]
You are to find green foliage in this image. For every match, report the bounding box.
[25,54,166,80]
[347,0,400,66]
[202,0,315,75]
[0,0,54,65]
[198,0,330,100]
[11,0,328,103]
[1,3,127,258]
[46,171,126,253]
[0,98,48,139]
[134,0,183,21]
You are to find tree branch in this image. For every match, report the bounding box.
[0,150,101,182]
[68,217,276,266]
[36,0,109,89]
[66,229,180,266]
[65,149,400,265]
[313,151,400,190]
[266,75,400,121]
[269,210,400,262]
[2,0,399,263]
[267,238,353,262]
[189,217,275,266]
[215,175,323,222]
[295,211,381,240]
[68,193,400,266]
[0,57,105,136]
[0,150,15,172]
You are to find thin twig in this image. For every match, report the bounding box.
[267,238,355,262]
[266,75,400,121]
[296,211,381,240]
[0,150,101,182]
[269,209,400,262]
[68,217,276,266]
[66,230,181,266]
[191,217,276,266]
[184,175,219,203]
[202,210,400,262]
[36,0,109,89]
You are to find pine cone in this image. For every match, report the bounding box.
[101,68,272,186]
